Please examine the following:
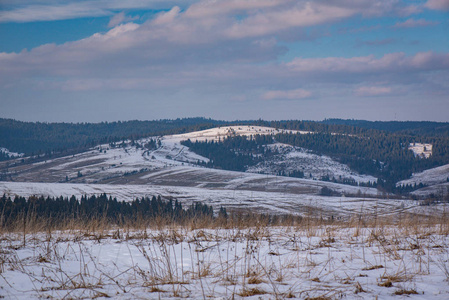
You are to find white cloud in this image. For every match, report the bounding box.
[0,3,109,23]
[185,0,284,18]
[287,52,449,73]
[262,88,311,100]
[0,0,447,121]
[0,0,195,23]
[425,0,449,10]
[108,12,138,28]
[152,6,181,25]
[393,18,439,28]
[225,3,355,38]
[355,86,392,96]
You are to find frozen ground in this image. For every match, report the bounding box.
[1,225,449,299]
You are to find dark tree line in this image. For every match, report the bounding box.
[0,118,230,158]
[253,119,449,137]
[0,194,226,228]
[321,119,449,136]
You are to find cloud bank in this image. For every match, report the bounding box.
[0,0,448,121]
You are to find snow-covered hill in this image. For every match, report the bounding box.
[0,125,395,216]
[0,126,373,191]
[165,125,309,143]
[398,163,449,187]
[247,143,376,183]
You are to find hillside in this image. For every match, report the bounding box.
[1,123,449,204]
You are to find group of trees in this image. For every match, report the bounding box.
[181,136,271,171]
[0,194,226,228]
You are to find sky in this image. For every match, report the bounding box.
[0,0,448,123]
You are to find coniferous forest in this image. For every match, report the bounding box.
[0,194,223,229]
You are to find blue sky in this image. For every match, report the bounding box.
[1,0,448,122]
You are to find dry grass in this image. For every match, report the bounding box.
[238,287,267,297]
[1,208,449,298]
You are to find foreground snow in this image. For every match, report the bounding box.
[1,225,449,299]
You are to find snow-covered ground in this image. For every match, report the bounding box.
[247,143,377,183]
[398,163,449,187]
[0,181,433,218]
[409,143,432,158]
[411,182,449,198]
[165,125,309,143]
[2,226,449,299]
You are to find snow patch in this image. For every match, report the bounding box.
[409,142,432,158]
[0,147,24,158]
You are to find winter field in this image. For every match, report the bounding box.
[2,219,449,299]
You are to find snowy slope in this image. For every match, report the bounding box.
[0,126,375,193]
[247,143,376,183]
[165,125,309,143]
[398,163,449,187]
[411,182,449,198]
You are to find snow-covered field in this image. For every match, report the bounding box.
[0,181,413,218]
[2,225,449,299]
